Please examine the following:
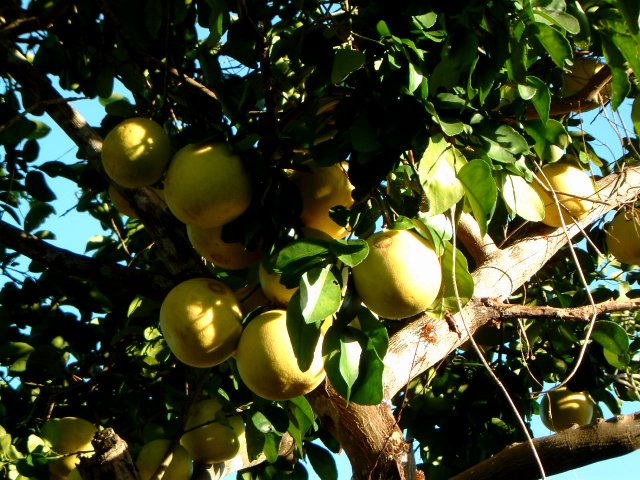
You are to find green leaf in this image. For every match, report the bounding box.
[287,294,323,371]
[616,0,640,35]
[300,266,342,324]
[531,22,572,68]
[500,174,545,222]
[525,76,551,125]
[458,160,497,236]
[356,307,389,360]
[331,48,366,83]
[479,124,530,163]
[632,95,640,137]
[610,31,640,85]
[533,9,581,35]
[429,242,474,318]
[603,348,630,369]
[338,335,361,401]
[524,118,569,162]
[105,99,136,117]
[592,320,629,356]
[306,443,338,480]
[24,202,55,233]
[417,134,466,215]
[275,240,330,286]
[25,171,56,202]
[329,239,369,267]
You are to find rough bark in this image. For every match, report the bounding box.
[77,428,139,480]
[452,412,640,480]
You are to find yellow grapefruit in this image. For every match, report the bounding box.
[164,143,251,228]
[159,278,243,368]
[258,263,298,306]
[234,309,326,400]
[531,162,595,227]
[540,387,595,432]
[290,163,355,238]
[135,439,193,480]
[101,118,171,188]
[352,229,442,320]
[187,225,261,270]
[108,184,138,218]
[605,208,640,265]
[41,417,97,478]
[180,398,244,464]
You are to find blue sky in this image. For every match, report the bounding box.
[3,81,638,479]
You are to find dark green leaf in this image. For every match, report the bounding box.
[331,49,366,84]
[287,293,323,371]
[531,23,572,68]
[616,0,640,35]
[24,202,55,233]
[592,320,629,356]
[25,171,56,202]
[144,0,163,38]
[306,443,338,480]
[329,239,369,267]
[429,242,474,318]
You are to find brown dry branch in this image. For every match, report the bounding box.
[0,218,173,300]
[456,212,499,265]
[480,298,640,322]
[451,412,640,480]
[77,428,139,480]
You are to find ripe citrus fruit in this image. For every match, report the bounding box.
[258,263,298,306]
[605,208,640,265]
[352,229,442,320]
[108,184,138,218]
[540,387,595,432]
[101,118,171,188]
[562,57,612,101]
[531,162,595,227]
[135,439,193,480]
[180,398,244,464]
[164,143,252,228]
[159,278,243,368]
[41,417,97,477]
[234,285,270,315]
[234,309,326,400]
[187,225,261,270]
[290,163,354,238]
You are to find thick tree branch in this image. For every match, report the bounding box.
[0,40,207,278]
[383,165,640,397]
[0,219,173,301]
[480,298,640,322]
[451,412,640,480]
[456,212,499,266]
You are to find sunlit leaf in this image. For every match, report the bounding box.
[458,160,497,236]
[300,266,342,324]
[500,174,545,222]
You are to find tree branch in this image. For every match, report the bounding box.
[0,219,173,301]
[456,212,499,266]
[451,412,640,480]
[480,298,640,322]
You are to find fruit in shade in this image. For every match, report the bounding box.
[234,285,270,315]
[159,278,243,368]
[41,417,97,477]
[540,387,596,432]
[108,184,138,218]
[605,208,640,265]
[187,225,261,270]
[164,143,251,228]
[135,439,193,480]
[258,263,298,306]
[531,162,595,227]
[562,57,612,102]
[352,229,442,320]
[180,398,244,464]
[101,117,171,188]
[290,163,354,238]
[234,309,326,400]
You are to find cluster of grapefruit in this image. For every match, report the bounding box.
[49,56,629,477]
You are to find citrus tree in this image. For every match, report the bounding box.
[1,0,640,479]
